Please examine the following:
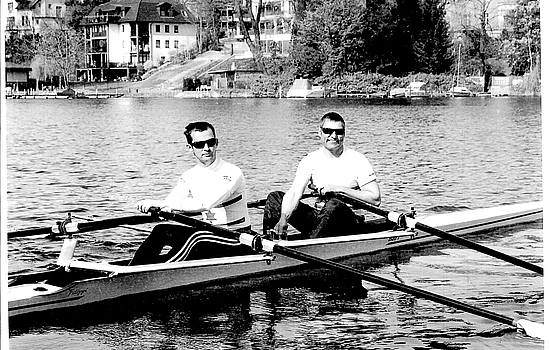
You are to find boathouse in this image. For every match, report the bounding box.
[5,62,32,92]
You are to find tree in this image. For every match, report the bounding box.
[414,0,453,74]
[234,0,265,72]
[5,34,37,64]
[183,0,231,52]
[35,26,85,88]
[64,0,109,30]
[290,0,368,78]
[451,0,502,91]
[501,0,540,76]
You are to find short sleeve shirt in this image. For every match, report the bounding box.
[295,146,376,190]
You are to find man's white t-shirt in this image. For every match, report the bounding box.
[295,146,377,190]
[164,157,250,229]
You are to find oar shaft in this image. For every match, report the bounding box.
[8,215,158,239]
[333,193,543,275]
[158,210,517,328]
[273,244,516,326]
[414,221,543,275]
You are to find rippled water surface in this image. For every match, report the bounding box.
[6,97,543,349]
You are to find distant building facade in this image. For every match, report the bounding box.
[446,0,517,39]
[3,0,66,38]
[219,0,294,56]
[79,0,197,81]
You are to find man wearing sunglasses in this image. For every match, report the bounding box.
[131,121,251,265]
[263,112,381,239]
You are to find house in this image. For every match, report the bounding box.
[446,0,517,38]
[29,0,67,32]
[3,0,34,38]
[5,62,33,92]
[79,0,196,82]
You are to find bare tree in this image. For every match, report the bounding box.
[36,25,85,88]
[235,0,265,72]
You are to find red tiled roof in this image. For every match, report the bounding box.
[91,0,195,24]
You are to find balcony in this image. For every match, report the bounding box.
[83,14,121,25]
[91,31,107,38]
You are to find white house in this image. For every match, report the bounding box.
[80,0,196,81]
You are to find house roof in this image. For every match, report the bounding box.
[5,62,32,71]
[90,0,195,24]
[408,81,426,88]
[207,58,262,75]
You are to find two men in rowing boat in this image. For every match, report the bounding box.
[130,121,252,265]
[263,112,381,239]
[133,113,380,264]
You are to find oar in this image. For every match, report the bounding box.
[8,214,159,239]
[247,192,316,209]
[331,192,543,276]
[155,209,545,340]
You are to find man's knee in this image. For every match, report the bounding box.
[323,198,348,212]
[265,191,285,207]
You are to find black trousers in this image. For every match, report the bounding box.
[129,224,255,265]
[262,191,365,239]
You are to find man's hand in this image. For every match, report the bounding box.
[136,199,166,214]
[274,216,289,235]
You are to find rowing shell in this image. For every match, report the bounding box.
[8,202,542,318]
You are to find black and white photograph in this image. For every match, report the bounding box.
[1,0,544,349]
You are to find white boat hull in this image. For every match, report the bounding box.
[8,202,542,317]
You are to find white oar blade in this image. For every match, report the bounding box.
[515,319,546,340]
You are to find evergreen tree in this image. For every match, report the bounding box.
[415,0,452,74]
[290,0,367,78]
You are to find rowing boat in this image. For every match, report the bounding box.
[8,201,542,318]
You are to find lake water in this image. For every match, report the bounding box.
[5,97,543,349]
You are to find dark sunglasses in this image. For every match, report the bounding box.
[190,138,217,149]
[321,127,345,136]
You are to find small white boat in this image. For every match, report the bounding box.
[286,79,335,98]
[448,86,474,97]
[405,82,430,98]
[390,82,429,98]
[8,201,542,318]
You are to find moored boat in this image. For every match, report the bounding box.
[448,86,474,97]
[286,78,335,98]
[8,201,542,318]
[389,81,430,99]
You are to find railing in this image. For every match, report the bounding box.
[83,14,121,24]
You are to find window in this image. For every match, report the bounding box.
[174,40,179,48]
[156,40,160,48]
[165,40,169,48]
[122,24,124,32]
[155,25,161,32]
[174,25,179,33]
[8,3,13,12]
[56,6,62,18]
[165,25,169,33]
